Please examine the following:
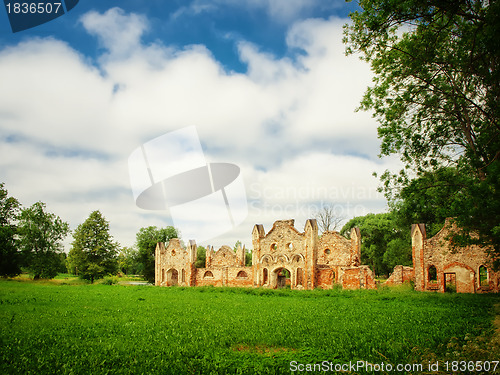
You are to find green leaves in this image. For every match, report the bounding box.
[17,202,69,279]
[0,183,21,277]
[341,212,411,276]
[68,211,118,283]
[136,226,178,283]
[345,0,500,258]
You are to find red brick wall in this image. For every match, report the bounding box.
[384,266,415,286]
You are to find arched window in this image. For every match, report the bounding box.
[203,271,214,278]
[181,269,186,283]
[479,265,489,286]
[263,268,268,284]
[428,265,437,282]
[236,270,248,279]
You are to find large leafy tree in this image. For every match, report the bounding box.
[117,246,141,275]
[341,212,411,276]
[68,210,118,283]
[391,167,470,238]
[0,183,22,277]
[344,0,500,257]
[17,202,69,279]
[136,226,177,284]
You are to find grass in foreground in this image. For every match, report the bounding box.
[0,280,498,374]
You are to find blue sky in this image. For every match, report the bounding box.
[1,1,360,72]
[0,0,399,249]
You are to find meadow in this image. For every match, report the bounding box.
[0,279,498,374]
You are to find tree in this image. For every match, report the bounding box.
[341,212,411,276]
[136,226,177,284]
[68,211,118,283]
[194,245,206,268]
[391,167,468,237]
[0,183,21,277]
[315,204,344,233]
[117,246,141,275]
[344,0,500,259]
[17,202,69,279]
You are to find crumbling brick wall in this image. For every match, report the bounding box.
[155,218,376,291]
[206,245,245,267]
[252,219,316,290]
[384,265,414,287]
[412,219,499,293]
[155,239,196,286]
[314,228,365,289]
[340,266,377,290]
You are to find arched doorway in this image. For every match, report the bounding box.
[274,267,291,289]
[166,268,178,286]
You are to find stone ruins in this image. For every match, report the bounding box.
[410,218,499,293]
[155,219,376,290]
[155,218,499,293]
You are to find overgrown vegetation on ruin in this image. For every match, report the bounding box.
[1,279,498,374]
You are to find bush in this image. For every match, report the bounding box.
[100,276,119,285]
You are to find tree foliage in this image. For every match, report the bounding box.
[341,212,411,276]
[194,246,206,268]
[391,167,469,237]
[117,246,141,275]
[17,202,69,279]
[136,226,177,284]
[0,183,21,277]
[68,211,118,283]
[345,0,500,257]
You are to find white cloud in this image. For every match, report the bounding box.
[80,7,149,58]
[0,9,399,250]
[176,0,323,23]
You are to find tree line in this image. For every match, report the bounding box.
[0,183,175,282]
[1,182,252,283]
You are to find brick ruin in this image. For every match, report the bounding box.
[155,218,376,290]
[384,265,414,287]
[155,217,499,293]
[411,219,499,293]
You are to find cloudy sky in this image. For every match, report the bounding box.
[0,0,401,250]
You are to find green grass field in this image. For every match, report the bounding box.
[0,279,499,374]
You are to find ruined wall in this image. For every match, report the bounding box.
[340,266,377,290]
[197,244,251,287]
[252,219,316,290]
[155,239,252,288]
[155,218,378,291]
[315,228,362,289]
[155,239,196,286]
[412,219,499,293]
[316,266,338,287]
[207,245,245,268]
[384,265,415,287]
[317,231,352,266]
[194,267,253,287]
